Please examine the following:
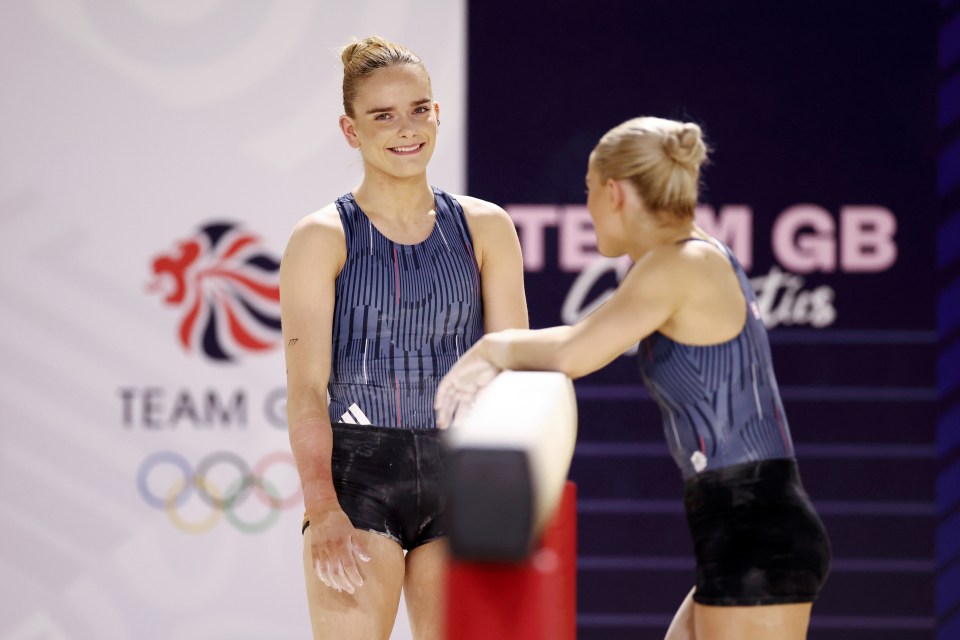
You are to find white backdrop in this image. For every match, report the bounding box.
[0,2,466,638]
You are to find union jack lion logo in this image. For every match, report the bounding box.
[147,222,281,362]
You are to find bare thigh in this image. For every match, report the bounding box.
[302,528,406,640]
[402,538,448,640]
[695,601,812,640]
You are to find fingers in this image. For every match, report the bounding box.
[331,558,355,594]
[324,560,342,592]
[434,385,452,429]
[434,383,462,429]
[342,555,364,590]
[438,386,475,429]
[350,536,372,563]
[436,363,493,428]
[339,535,374,590]
[435,363,469,428]
[434,382,450,428]
[313,539,370,594]
[313,556,332,590]
[315,557,352,594]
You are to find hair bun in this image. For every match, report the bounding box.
[341,36,391,69]
[664,123,707,169]
[340,41,363,67]
[591,116,709,219]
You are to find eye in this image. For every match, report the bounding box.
[374,113,391,121]
[413,105,430,114]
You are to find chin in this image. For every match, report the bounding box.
[391,154,434,177]
[392,163,430,180]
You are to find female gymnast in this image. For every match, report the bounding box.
[280,36,527,640]
[435,116,830,640]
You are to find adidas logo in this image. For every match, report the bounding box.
[340,403,372,425]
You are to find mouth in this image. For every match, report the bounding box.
[388,142,426,155]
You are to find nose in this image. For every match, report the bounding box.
[396,113,417,138]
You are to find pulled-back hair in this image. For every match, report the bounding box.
[591,117,709,220]
[340,36,429,117]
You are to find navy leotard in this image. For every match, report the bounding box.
[638,238,795,478]
[327,188,483,430]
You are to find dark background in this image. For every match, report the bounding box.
[467,2,941,638]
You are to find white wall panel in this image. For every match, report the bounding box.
[0,2,466,638]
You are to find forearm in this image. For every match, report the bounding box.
[288,413,339,513]
[482,326,579,376]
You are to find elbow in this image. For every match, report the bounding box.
[285,385,328,426]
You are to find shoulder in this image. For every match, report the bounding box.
[288,203,344,243]
[625,239,728,299]
[644,237,728,272]
[448,193,507,218]
[624,244,697,294]
[446,193,517,238]
[282,203,346,269]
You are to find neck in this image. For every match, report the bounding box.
[625,215,695,261]
[353,169,435,220]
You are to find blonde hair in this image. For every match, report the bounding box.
[340,36,429,118]
[591,117,709,220]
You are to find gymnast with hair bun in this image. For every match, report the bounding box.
[435,116,831,640]
[280,36,527,640]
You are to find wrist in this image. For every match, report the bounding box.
[302,486,341,516]
[482,331,513,370]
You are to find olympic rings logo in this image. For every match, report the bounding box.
[137,450,301,534]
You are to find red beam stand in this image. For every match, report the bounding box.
[445,481,577,640]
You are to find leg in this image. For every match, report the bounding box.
[664,587,697,640]
[303,528,406,640]
[402,538,448,640]
[694,601,812,640]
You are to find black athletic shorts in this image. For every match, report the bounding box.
[301,423,445,551]
[684,458,832,606]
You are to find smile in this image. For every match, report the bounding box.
[388,143,425,155]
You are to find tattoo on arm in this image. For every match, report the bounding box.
[288,338,299,346]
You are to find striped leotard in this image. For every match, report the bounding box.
[327,188,483,430]
[638,238,795,478]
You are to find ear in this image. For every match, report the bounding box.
[339,115,361,149]
[434,101,441,126]
[608,178,626,211]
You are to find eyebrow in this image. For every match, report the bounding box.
[365,98,431,115]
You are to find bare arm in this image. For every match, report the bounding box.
[282,209,340,514]
[281,206,368,593]
[435,247,684,427]
[488,249,679,376]
[456,195,529,332]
